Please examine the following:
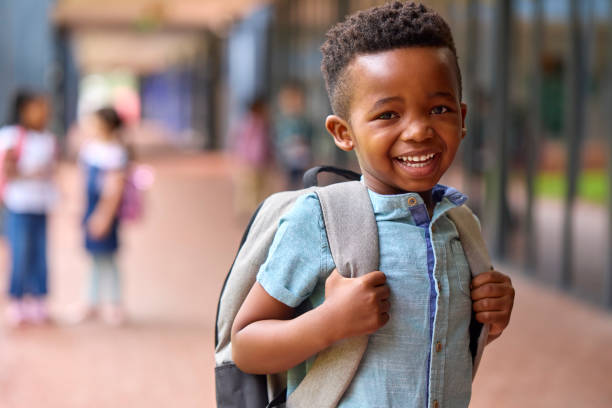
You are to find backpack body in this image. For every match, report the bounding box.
[215,187,318,408]
[215,169,491,408]
[119,165,154,222]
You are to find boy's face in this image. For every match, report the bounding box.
[326,47,466,195]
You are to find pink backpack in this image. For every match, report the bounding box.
[119,165,154,222]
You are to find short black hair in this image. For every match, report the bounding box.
[8,89,45,126]
[321,1,461,119]
[95,107,123,132]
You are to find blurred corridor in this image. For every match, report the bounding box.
[1,0,611,406]
[0,153,608,407]
[0,153,243,407]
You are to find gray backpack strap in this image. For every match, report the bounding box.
[287,181,379,408]
[447,205,492,378]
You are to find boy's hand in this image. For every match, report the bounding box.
[470,270,515,343]
[323,269,390,342]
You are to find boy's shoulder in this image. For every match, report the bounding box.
[261,189,325,233]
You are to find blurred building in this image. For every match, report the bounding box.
[0,0,58,128]
[51,0,270,150]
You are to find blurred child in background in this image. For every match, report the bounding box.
[274,82,313,190]
[232,97,272,216]
[78,107,128,325]
[0,90,58,327]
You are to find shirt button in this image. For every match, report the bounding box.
[407,196,418,206]
[436,341,443,352]
[433,400,439,408]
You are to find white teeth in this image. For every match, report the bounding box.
[397,153,435,163]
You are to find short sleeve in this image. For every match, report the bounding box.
[256,192,334,307]
[79,141,128,170]
[0,126,17,150]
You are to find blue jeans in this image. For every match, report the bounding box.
[5,211,48,299]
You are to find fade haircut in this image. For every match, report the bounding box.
[321,1,462,119]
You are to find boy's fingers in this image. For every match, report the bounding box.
[471,270,511,289]
[375,284,391,300]
[362,270,386,286]
[379,299,390,313]
[471,282,514,301]
[379,312,390,326]
[474,310,508,325]
[472,297,508,313]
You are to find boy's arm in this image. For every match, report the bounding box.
[470,270,515,344]
[231,269,390,374]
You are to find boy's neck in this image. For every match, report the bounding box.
[420,190,434,218]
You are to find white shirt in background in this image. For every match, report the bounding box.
[79,140,127,172]
[0,125,58,214]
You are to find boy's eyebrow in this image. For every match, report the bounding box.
[370,96,404,111]
[370,91,455,111]
[428,91,456,99]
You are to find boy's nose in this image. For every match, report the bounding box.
[399,120,434,143]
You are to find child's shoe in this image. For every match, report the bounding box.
[5,300,26,328]
[71,305,98,324]
[102,304,125,326]
[23,298,50,325]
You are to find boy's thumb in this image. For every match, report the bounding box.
[326,268,344,284]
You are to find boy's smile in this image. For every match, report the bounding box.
[326,47,467,198]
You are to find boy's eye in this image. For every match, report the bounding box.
[376,111,399,120]
[431,105,450,115]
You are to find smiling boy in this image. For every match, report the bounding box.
[231,2,514,407]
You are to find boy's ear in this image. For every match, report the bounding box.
[460,103,468,139]
[325,115,354,151]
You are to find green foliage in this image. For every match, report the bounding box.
[535,170,608,204]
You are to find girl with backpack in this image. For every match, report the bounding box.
[1,90,58,327]
[77,107,129,325]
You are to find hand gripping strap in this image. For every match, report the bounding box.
[447,205,492,378]
[286,181,379,408]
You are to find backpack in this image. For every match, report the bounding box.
[215,166,492,408]
[119,164,154,222]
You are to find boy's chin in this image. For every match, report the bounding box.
[367,177,439,195]
[361,169,441,195]
[391,174,441,194]
[394,181,438,194]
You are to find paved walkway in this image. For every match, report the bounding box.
[0,152,610,407]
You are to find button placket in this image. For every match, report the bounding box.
[429,242,448,408]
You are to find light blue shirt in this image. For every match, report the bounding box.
[257,185,474,407]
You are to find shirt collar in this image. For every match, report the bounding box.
[363,182,468,224]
